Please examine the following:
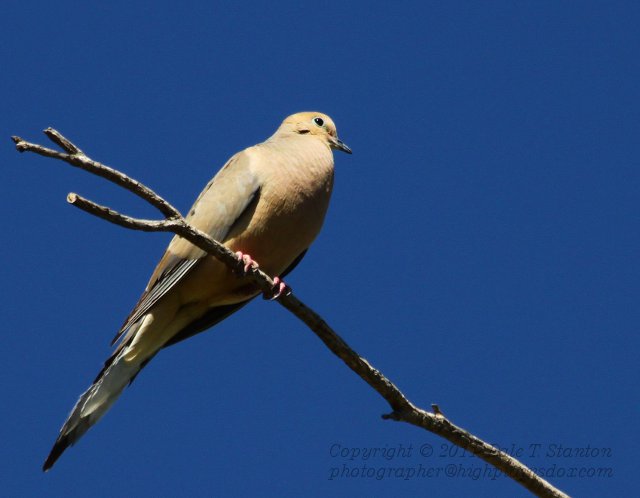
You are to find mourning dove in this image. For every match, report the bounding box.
[43,112,351,470]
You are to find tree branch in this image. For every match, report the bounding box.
[66,193,171,231]
[13,131,180,219]
[12,130,570,498]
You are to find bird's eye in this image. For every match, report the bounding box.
[313,117,324,127]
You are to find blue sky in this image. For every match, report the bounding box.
[2,1,637,496]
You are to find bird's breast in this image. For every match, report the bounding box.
[225,141,334,276]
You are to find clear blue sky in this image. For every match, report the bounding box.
[2,1,637,496]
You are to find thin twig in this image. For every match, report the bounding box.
[67,193,171,231]
[12,130,570,498]
[12,133,179,219]
[44,128,83,155]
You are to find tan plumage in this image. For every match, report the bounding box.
[43,112,351,470]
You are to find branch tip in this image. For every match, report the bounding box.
[12,136,28,152]
[44,128,83,155]
[382,411,402,421]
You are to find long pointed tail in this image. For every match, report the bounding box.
[43,352,143,471]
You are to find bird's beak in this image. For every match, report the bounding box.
[330,137,352,154]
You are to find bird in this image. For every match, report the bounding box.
[43,112,351,471]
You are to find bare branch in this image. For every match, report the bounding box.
[67,193,172,232]
[13,129,570,498]
[12,133,180,219]
[44,128,84,155]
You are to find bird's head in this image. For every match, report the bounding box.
[278,112,352,154]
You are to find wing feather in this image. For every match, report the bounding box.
[111,151,260,345]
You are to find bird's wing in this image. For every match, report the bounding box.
[112,150,261,345]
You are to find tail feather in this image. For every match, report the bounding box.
[43,353,141,471]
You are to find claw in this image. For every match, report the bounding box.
[263,276,289,300]
[234,251,259,274]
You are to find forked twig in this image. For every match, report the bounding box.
[12,130,569,498]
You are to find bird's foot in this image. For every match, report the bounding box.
[234,251,259,275]
[233,253,288,299]
[263,276,290,300]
